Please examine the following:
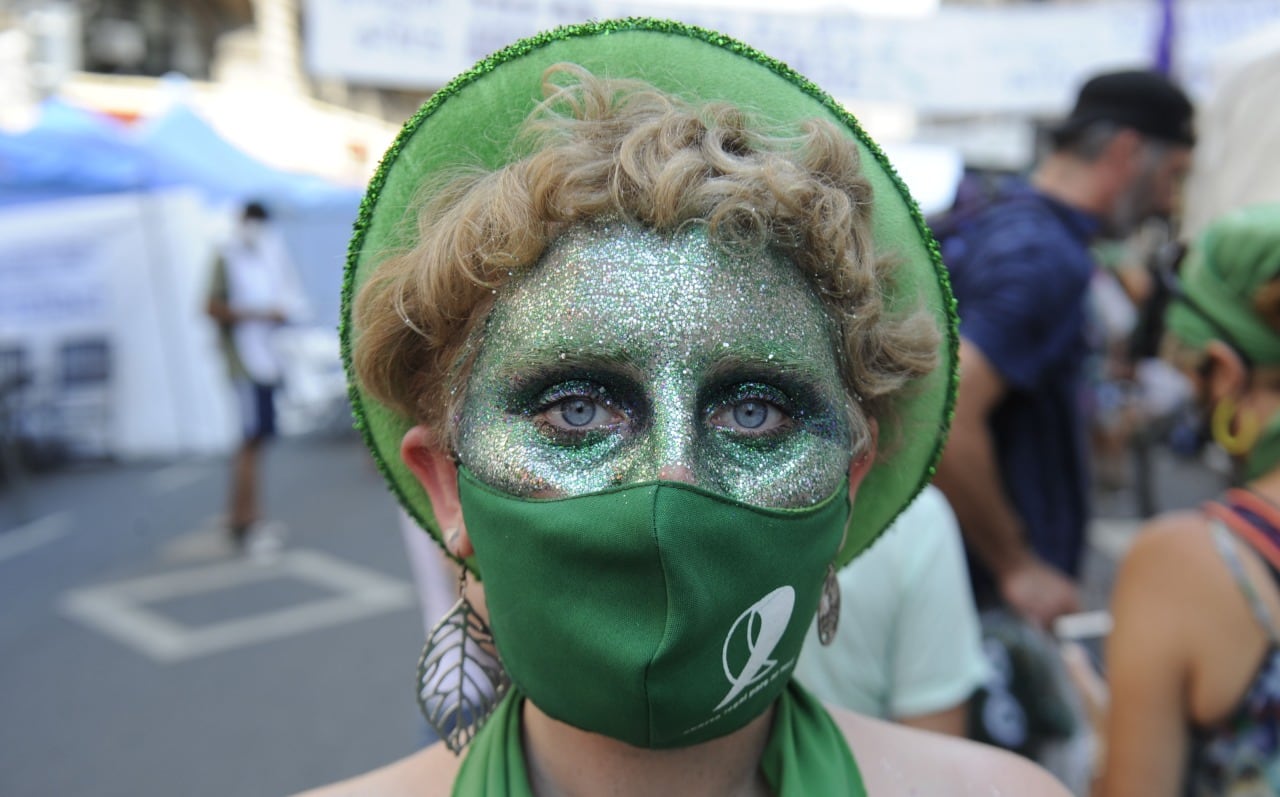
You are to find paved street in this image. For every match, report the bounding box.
[0,430,431,797]
[0,427,1226,796]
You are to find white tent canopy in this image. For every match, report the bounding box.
[0,101,359,463]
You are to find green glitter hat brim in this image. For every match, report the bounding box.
[342,17,959,573]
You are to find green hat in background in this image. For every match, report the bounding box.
[342,18,958,573]
[1166,202,1280,365]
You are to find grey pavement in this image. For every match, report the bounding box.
[0,428,1226,796]
[1,430,432,797]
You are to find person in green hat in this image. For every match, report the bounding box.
[300,20,1068,797]
[1064,202,1280,797]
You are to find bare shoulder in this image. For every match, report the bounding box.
[292,743,460,797]
[1116,510,1219,592]
[831,707,1070,796]
[1130,509,1212,553]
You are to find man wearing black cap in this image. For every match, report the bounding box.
[934,69,1194,629]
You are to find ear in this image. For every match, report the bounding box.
[1203,340,1250,405]
[1107,128,1143,164]
[847,418,879,504]
[1100,128,1144,188]
[400,426,473,558]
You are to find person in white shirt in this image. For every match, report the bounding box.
[794,485,989,735]
[205,201,307,552]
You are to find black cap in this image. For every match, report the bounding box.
[1052,69,1195,147]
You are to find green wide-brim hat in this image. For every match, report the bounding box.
[343,18,958,573]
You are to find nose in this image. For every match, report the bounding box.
[657,463,696,484]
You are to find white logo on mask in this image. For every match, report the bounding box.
[713,586,795,711]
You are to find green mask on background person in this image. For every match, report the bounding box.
[457,465,849,749]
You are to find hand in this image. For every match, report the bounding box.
[999,557,1081,629]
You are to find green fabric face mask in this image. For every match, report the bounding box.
[457,466,849,749]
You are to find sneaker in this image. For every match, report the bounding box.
[244,521,288,563]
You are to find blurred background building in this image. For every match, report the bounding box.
[0,0,1278,474]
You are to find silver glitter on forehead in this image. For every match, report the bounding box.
[455,220,854,508]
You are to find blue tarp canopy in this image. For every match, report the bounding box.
[0,97,363,329]
[0,98,362,211]
[134,104,359,210]
[0,99,166,204]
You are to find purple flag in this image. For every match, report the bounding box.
[1154,0,1175,75]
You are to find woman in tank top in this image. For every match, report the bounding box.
[1085,202,1280,796]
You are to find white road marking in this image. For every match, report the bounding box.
[59,549,415,663]
[0,511,73,563]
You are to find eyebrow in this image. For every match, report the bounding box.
[490,346,645,386]
[705,352,839,389]
[486,331,842,404]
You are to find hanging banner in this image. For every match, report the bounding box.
[303,0,1280,113]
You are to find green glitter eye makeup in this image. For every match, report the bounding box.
[551,398,599,428]
[533,381,629,439]
[707,382,796,437]
[455,221,854,508]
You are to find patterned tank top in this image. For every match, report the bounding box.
[1192,489,1280,796]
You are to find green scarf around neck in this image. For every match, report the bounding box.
[451,680,866,796]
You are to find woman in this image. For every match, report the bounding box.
[305,20,1066,796]
[1077,202,1280,796]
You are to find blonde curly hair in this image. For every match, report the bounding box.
[354,63,939,453]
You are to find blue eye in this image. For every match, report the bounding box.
[733,400,769,429]
[709,389,792,437]
[533,382,626,439]
[558,398,597,427]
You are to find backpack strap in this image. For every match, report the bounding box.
[1226,488,1280,530]
[929,181,1041,246]
[1210,518,1280,646]
[1204,498,1280,576]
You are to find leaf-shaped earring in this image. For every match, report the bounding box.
[416,568,510,754]
[817,562,841,646]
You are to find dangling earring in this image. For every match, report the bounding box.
[416,564,510,755]
[817,562,841,646]
[1212,396,1260,456]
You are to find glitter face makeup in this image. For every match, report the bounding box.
[455,221,855,508]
